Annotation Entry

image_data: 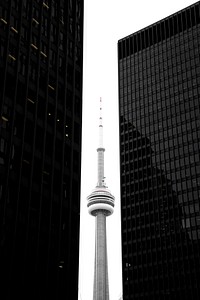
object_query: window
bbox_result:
[47,102,55,127]
[42,16,48,37]
[75,46,81,66]
[32,19,39,34]
[21,24,28,41]
[5,74,15,99]
[39,67,47,89]
[50,49,56,70]
[22,0,30,18]
[27,88,36,114]
[11,0,19,10]
[55,138,62,162]
[76,0,81,21]
[24,119,34,145]
[59,31,64,51]
[75,71,81,91]
[19,53,26,76]
[8,43,17,64]
[0,7,8,27]
[68,40,73,59]
[41,41,47,61]
[76,24,81,42]
[31,33,38,48]
[22,150,31,177]
[45,132,53,156]
[33,5,39,19]
[51,1,58,18]
[43,2,49,10]
[0,37,5,59]
[29,60,37,82]
[67,64,73,84]
[75,96,81,117]
[74,122,80,144]
[11,11,18,25]
[14,112,24,139]
[50,24,57,44]
[69,17,73,34]
[59,7,64,24]
[58,82,65,105]
[66,89,73,111]
[0,138,7,165]
[64,145,71,168]
[65,122,70,140]
[59,55,65,75]
[35,125,44,150]
[72,179,79,205]
[16,80,26,105]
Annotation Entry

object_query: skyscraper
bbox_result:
[0,1,83,299]
[87,98,115,300]
[118,1,200,299]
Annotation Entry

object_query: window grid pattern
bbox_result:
[0,0,83,299]
[118,2,200,299]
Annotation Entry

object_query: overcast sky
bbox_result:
[78,1,196,299]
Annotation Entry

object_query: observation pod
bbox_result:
[87,186,115,216]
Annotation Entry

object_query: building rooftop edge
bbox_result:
[118,1,199,43]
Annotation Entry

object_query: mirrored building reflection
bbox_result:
[118,2,200,299]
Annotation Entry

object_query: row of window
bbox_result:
[121,97,199,116]
[1,106,81,144]
[120,50,199,73]
[2,43,82,92]
[3,95,81,128]
[118,4,200,59]
[120,62,198,86]
[120,30,200,63]
[0,0,81,37]
[1,36,82,70]
[120,69,200,93]
[122,99,199,116]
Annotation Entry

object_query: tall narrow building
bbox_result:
[87,98,115,300]
[0,1,83,299]
[118,1,200,299]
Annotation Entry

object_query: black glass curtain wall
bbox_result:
[0,1,84,299]
[118,2,200,299]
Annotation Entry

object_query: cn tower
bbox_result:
[87,98,115,300]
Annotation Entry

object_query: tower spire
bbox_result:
[97,97,105,187]
[99,97,103,148]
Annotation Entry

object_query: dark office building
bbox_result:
[118,2,200,299]
[0,1,83,299]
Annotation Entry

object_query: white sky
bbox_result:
[78,1,196,299]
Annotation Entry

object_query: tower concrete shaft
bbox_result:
[93,213,109,300]
[87,98,115,300]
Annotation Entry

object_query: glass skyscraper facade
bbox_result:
[118,2,200,299]
[0,1,83,299]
